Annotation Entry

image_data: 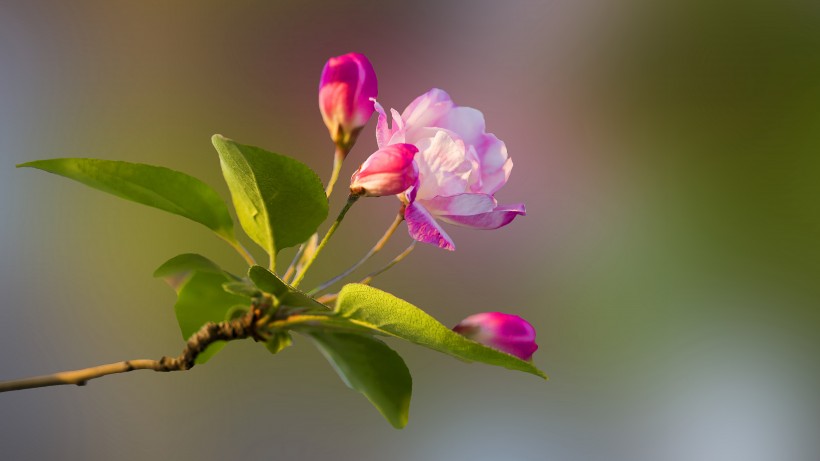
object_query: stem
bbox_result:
[291,194,360,288]
[324,146,347,198]
[359,241,416,285]
[0,313,258,393]
[309,213,404,295]
[284,145,349,282]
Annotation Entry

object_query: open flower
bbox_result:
[374,89,525,250]
[350,144,419,197]
[453,312,538,361]
[319,53,378,151]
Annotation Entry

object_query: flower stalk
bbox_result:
[324,144,348,198]
[359,241,416,285]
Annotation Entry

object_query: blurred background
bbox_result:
[1,0,819,459]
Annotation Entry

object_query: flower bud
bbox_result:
[453,312,538,361]
[350,144,419,197]
[319,52,378,151]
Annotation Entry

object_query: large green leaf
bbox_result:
[308,332,412,429]
[212,135,328,266]
[335,284,547,379]
[173,271,251,364]
[17,158,236,242]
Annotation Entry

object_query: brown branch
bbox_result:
[0,313,258,393]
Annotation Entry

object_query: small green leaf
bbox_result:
[248,265,290,298]
[154,253,236,291]
[212,135,328,266]
[335,284,547,379]
[265,331,293,355]
[172,271,251,364]
[18,158,237,242]
[154,253,225,278]
[222,281,262,298]
[248,266,328,312]
[308,332,412,429]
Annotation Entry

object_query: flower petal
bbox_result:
[401,88,454,136]
[422,193,496,216]
[440,106,486,147]
[438,203,525,230]
[414,131,472,200]
[373,98,406,149]
[405,202,455,251]
[471,134,512,195]
[373,99,394,149]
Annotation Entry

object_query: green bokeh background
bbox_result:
[1,1,818,460]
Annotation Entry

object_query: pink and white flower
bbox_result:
[319,53,378,150]
[453,312,538,361]
[374,89,525,250]
[350,144,419,197]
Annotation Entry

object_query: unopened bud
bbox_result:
[453,312,538,361]
[350,144,419,197]
[319,52,378,151]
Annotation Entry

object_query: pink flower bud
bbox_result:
[350,144,419,197]
[453,312,538,361]
[319,52,378,150]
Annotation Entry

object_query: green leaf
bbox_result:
[248,265,328,312]
[18,158,236,242]
[222,281,262,298]
[248,265,290,298]
[154,253,235,291]
[308,332,412,429]
[154,253,225,278]
[171,271,251,364]
[335,284,547,379]
[212,135,328,266]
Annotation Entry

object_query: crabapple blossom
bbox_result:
[374,89,525,250]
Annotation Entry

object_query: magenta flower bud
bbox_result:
[350,144,419,197]
[319,52,378,151]
[453,312,538,361]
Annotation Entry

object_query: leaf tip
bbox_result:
[211,134,229,147]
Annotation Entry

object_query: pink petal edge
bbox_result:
[438,203,526,230]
